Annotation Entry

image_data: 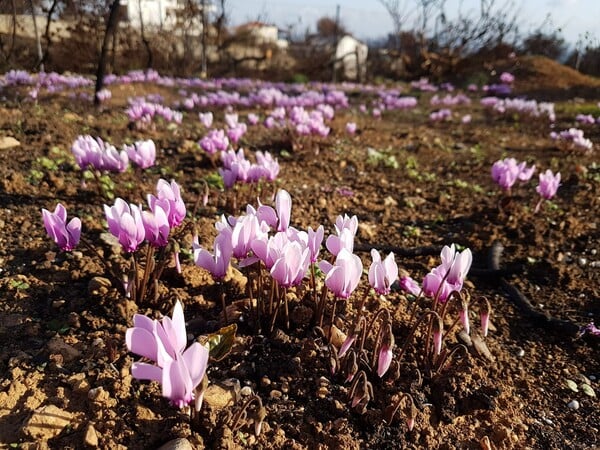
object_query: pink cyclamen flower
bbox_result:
[346,122,357,134]
[491,158,520,191]
[377,324,394,378]
[126,300,209,409]
[368,249,398,295]
[536,169,560,200]
[399,276,421,296]
[307,225,324,263]
[41,203,81,251]
[499,72,515,84]
[104,198,146,252]
[319,248,363,299]
[141,203,170,247]
[148,179,186,228]
[124,139,156,169]
[193,233,233,280]
[199,112,213,128]
[270,241,311,288]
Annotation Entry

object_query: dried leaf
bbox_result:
[565,379,579,392]
[200,324,237,361]
[581,383,596,398]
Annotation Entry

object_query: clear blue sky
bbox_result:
[227,0,598,47]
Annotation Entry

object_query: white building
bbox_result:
[120,0,198,30]
[335,35,368,81]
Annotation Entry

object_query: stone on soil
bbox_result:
[23,404,73,440]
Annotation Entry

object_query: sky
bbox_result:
[226,0,599,47]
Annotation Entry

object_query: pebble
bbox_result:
[240,386,253,396]
[516,348,525,358]
[578,258,587,267]
[590,375,597,381]
[542,418,554,425]
[23,404,73,440]
[269,389,282,400]
[157,438,193,450]
[84,423,99,447]
[567,400,580,410]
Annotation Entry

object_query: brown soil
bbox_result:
[0,67,599,450]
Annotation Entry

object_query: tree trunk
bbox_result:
[41,0,59,68]
[95,0,121,106]
[137,0,153,70]
[29,0,44,71]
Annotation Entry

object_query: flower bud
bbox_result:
[432,316,444,356]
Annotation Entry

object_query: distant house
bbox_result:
[120,0,180,29]
[334,35,368,81]
[225,21,290,70]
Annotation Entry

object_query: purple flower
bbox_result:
[148,179,186,228]
[368,249,398,295]
[377,324,394,378]
[193,233,233,280]
[126,300,209,409]
[319,248,363,299]
[270,241,311,288]
[307,225,324,263]
[499,72,515,84]
[104,198,146,253]
[124,139,156,169]
[142,203,170,247]
[423,244,472,303]
[41,203,81,251]
[491,158,520,191]
[399,276,421,296]
[346,122,357,134]
[536,169,560,200]
[199,112,213,128]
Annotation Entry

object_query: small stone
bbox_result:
[157,438,193,450]
[542,418,553,425]
[516,348,525,358]
[0,136,20,150]
[23,404,73,440]
[578,258,587,267]
[269,389,282,400]
[240,386,253,396]
[88,277,112,296]
[261,376,271,387]
[47,335,80,363]
[84,423,99,447]
[203,384,236,409]
[52,300,66,308]
[589,375,597,381]
[567,400,580,410]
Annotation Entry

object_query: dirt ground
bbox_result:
[0,57,599,449]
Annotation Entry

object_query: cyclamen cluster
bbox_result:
[550,128,593,153]
[481,97,555,122]
[430,94,471,107]
[104,179,186,253]
[219,148,280,188]
[72,136,156,172]
[400,244,472,304]
[126,97,183,128]
[71,135,128,173]
[429,109,452,122]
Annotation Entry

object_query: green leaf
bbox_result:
[200,324,237,361]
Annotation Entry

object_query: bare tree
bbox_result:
[377,0,413,51]
[95,0,120,105]
[137,0,152,69]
